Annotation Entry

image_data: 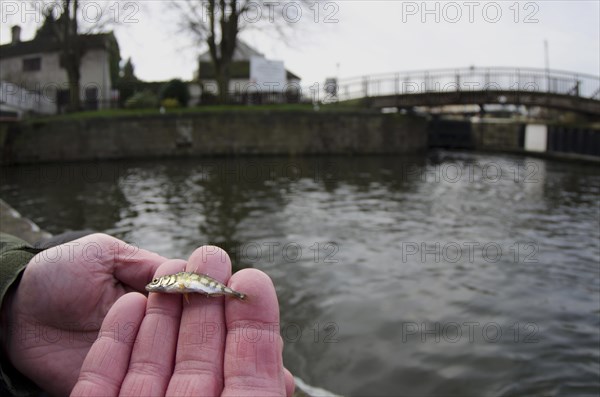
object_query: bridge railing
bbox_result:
[335,67,600,102]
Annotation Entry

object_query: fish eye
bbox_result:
[152,278,159,284]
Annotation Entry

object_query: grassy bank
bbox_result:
[25,102,369,123]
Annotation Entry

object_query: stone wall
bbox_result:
[0,198,51,243]
[3,112,597,165]
[0,111,428,164]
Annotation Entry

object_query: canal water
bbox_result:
[1,151,599,396]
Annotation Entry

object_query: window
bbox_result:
[23,57,41,72]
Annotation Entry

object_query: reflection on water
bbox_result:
[1,151,599,396]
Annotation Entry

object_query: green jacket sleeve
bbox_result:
[0,233,43,397]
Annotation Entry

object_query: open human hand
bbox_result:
[1,233,167,396]
[71,246,294,396]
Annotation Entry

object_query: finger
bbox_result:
[284,368,295,397]
[71,293,147,397]
[108,236,169,292]
[222,269,286,397]
[119,259,186,397]
[73,233,169,292]
[167,246,232,396]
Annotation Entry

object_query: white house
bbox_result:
[0,24,119,115]
[195,40,301,104]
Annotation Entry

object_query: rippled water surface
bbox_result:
[2,151,599,396]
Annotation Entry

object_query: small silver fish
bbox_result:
[145,271,247,301]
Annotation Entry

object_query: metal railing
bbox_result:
[335,67,600,102]
[0,80,57,115]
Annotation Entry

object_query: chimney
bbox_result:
[11,25,21,45]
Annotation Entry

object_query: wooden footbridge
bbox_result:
[334,67,600,116]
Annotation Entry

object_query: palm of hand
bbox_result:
[71,246,294,397]
[4,234,165,397]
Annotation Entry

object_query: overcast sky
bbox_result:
[2,1,599,87]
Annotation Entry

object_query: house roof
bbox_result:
[0,33,117,58]
[198,40,265,62]
[198,40,300,81]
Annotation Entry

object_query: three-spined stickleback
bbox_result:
[145,271,247,300]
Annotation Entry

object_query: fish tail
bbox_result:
[236,292,247,301]
[223,286,247,300]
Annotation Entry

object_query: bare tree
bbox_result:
[172,0,313,104]
[54,0,81,111]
